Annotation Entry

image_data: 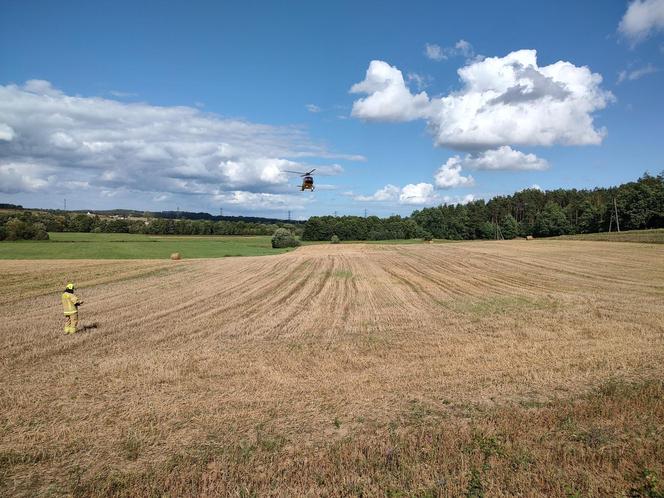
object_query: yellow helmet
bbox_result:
[65,283,75,291]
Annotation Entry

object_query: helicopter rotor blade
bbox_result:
[283,170,306,176]
[305,168,316,175]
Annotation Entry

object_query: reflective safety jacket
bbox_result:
[62,292,79,315]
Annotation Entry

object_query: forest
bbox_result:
[303,173,664,241]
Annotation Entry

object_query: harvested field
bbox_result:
[1,240,663,496]
[551,228,664,244]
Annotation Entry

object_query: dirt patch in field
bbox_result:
[1,241,663,496]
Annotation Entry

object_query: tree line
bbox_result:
[302,215,428,241]
[303,173,664,241]
[0,210,301,240]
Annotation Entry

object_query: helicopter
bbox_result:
[284,169,316,191]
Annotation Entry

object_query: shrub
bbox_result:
[32,222,49,240]
[271,228,300,249]
[331,235,340,244]
[0,218,49,241]
[422,232,433,242]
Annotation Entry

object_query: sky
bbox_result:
[1,0,663,219]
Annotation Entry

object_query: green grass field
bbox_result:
[550,228,664,243]
[0,233,292,259]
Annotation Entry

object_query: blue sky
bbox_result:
[1,0,663,218]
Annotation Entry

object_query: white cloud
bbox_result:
[109,90,138,98]
[213,191,310,211]
[353,183,441,205]
[456,146,549,171]
[354,184,477,206]
[314,163,344,176]
[407,72,432,91]
[351,50,613,150]
[425,43,445,61]
[424,40,474,61]
[617,63,659,82]
[619,0,664,44]
[23,79,62,96]
[0,124,15,141]
[354,184,400,202]
[530,184,543,191]
[0,162,53,193]
[0,80,357,211]
[454,39,475,58]
[399,183,438,204]
[434,159,476,188]
[437,193,476,205]
[350,60,431,121]
[306,104,321,113]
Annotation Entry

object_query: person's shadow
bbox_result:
[80,322,99,332]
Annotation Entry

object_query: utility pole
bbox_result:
[334,210,337,217]
[64,198,67,211]
[613,197,620,232]
[364,208,367,218]
[288,210,291,222]
[493,216,504,240]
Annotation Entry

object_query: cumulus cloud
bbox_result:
[23,79,62,96]
[354,184,401,202]
[0,162,53,193]
[350,60,431,121]
[354,183,477,206]
[433,159,476,188]
[0,80,356,211]
[617,63,659,83]
[424,40,474,61]
[619,0,664,44]
[452,193,476,204]
[353,183,439,205]
[399,183,438,204]
[453,146,549,171]
[351,50,613,150]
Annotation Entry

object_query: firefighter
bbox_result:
[62,283,82,334]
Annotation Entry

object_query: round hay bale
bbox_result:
[526,235,534,241]
[170,252,181,260]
